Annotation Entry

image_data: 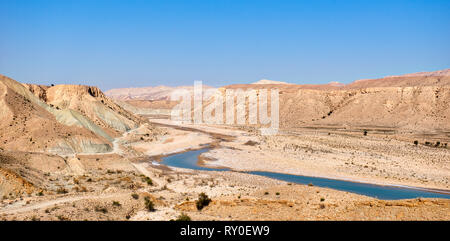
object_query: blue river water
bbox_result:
[159,148,450,200]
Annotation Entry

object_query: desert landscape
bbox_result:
[0,69,449,221]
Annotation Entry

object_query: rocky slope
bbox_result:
[25,84,144,137]
[0,74,147,155]
[220,69,450,133]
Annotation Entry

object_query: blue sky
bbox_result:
[0,0,449,90]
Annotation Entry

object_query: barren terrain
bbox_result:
[1,70,450,220]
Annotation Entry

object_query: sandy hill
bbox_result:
[389,69,450,78]
[345,69,450,89]
[0,74,145,155]
[206,69,450,133]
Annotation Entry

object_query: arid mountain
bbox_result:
[0,74,146,155]
[388,69,450,78]
[251,79,292,85]
[105,85,215,101]
[24,84,143,137]
[106,84,217,117]
[220,69,450,132]
[345,70,450,89]
[120,69,450,134]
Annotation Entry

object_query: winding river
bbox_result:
[159,147,450,200]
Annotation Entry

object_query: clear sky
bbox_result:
[0,0,449,90]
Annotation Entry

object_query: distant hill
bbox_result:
[251,79,292,85]
[105,85,215,101]
[345,69,450,89]
[220,69,450,132]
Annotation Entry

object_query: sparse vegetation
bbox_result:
[131,193,139,199]
[56,187,68,194]
[95,206,108,213]
[144,197,155,212]
[196,192,211,210]
[112,201,121,207]
[176,213,192,221]
[414,140,419,146]
[142,176,153,186]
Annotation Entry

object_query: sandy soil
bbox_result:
[131,127,213,156]
[1,118,449,221]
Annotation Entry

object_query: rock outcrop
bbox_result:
[0,74,146,154]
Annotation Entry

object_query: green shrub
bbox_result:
[112,201,121,207]
[131,193,139,199]
[95,206,108,213]
[196,192,211,210]
[142,176,153,186]
[145,197,155,212]
[176,213,191,221]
